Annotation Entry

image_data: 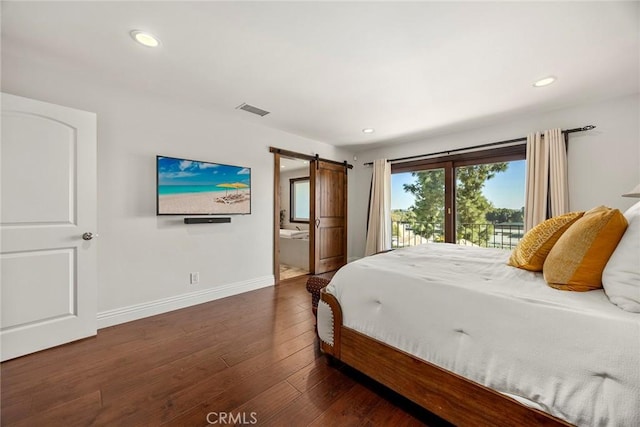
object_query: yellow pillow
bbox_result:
[543,206,628,291]
[508,211,584,271]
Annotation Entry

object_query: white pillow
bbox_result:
[602,201,640,312]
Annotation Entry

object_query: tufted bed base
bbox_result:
[318,289,570,427]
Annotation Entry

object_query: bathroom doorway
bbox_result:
[278,156,311,280]
[271,147,349,283]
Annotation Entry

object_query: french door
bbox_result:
[392,145,525,247]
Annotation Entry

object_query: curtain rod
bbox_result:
[363,125,596,166]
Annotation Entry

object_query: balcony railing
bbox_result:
[392,221,524,250]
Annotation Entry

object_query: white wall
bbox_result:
[279,168,310,230]
[2,48,353,325]
[5,42,637,319]
[350,94,640,259]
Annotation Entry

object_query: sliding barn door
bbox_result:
[1,93,97,361]
[310,160,347,274]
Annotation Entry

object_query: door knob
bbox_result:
[82,232,98,241]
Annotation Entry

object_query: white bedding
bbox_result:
[322,244,640,426]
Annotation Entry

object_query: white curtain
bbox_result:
[524,128,568,231]
[365,159,391,256]
[525,132,548,231]
[547,128,569,216]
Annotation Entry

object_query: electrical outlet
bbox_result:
[190,272,200,285]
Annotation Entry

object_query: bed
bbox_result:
[317,243,640,426]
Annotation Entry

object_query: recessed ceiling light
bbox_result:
[130,30,160,48]
[281,165,285,168]
[533,76,556,87]
[362,128,375,134]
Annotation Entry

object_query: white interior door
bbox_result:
[1,93,97,361]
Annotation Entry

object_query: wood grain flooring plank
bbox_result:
[365,399,431,427]
[260,369,357,426]
[285,354,335,393]
[90,330,317,426]
[229,381,301,424]
[99,316,314,406]
[219,317,314,367]
[3,287,310,409]
[163,373,304,427]
[7,390,102,427]
[2,282,301,380]
[308,382,390,426]
[155,335,319,425]
[162,345,316,425]
[2,327,234,424]
[2,287,308,425]
[1,276,446,426]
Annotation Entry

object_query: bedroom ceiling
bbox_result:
[2,2,638,149]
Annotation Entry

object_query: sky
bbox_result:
[157,156,251,186]
[391,160,525,210]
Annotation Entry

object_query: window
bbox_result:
[391,145,526,250]
[392,167,445,247]
[290,177,310,223]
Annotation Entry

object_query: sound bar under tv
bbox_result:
[184,217,231,224]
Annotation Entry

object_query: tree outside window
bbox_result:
[391,147,525,250]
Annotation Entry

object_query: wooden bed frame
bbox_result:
[319,289,571,427]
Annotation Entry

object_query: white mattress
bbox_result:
[279,229,309,239]
[323,244,640,427]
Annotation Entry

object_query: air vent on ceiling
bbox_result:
[236,103,270,117]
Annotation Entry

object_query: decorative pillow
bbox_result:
[543,206,628,291]
[602,201,640,312]
[508,211,584,271]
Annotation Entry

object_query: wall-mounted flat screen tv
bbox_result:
[157,155,251,215]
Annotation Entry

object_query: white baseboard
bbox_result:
[97,275,274,329]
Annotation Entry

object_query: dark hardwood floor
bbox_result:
[1,276,450,426]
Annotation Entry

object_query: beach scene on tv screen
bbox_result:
[157,156,251,214]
